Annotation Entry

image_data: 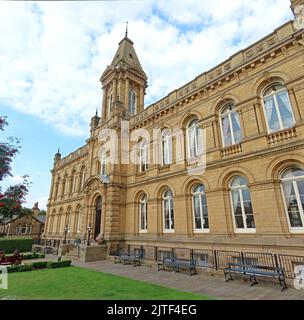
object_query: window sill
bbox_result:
[289,228,304,234]
[163,229,175,234]
[139,230,148,234]
[193,229,210,234]
[234,228,256,234]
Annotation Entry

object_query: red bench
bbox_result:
[0,254,23,266]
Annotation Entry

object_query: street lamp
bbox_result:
[63,225,68,244]
[87,224,92,246]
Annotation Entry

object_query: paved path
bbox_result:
[73,260,304,300]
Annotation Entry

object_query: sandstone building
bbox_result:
[44,1,304,266]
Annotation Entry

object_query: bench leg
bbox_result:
[249,275,258,287]
[224,271,233,282]
[279,277,288,292]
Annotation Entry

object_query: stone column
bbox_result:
[113,79,117,100]
[125,79,129,109]
[139,86,144,112]
[102,87,107,119]
[254,102,266,134]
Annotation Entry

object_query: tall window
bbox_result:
[230,176,255,231]
[108,92,113,115]
[162,129,172,165]
[220,103,242,147]
[61,176,67,197]
[128,89,136,115]
[262,83,295,133]
[187,119,201,158]
[192,184,209,231]
[139,194,148,232]
[101,154,107,176]
[79,166,86,191]
[139,140,148,172]
[163,189,174,232]
[75,206,82,233]
[66,208,71,232]
[70,170,76,193]
[281,167,304,230]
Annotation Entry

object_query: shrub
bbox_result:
[7,264,33,273]
[22,252,45,260]
[32,261,47,269]
[0,238,33,253]
[47,260,72,268]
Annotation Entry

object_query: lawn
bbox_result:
[0,266,211,300]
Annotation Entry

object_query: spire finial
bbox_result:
[95,109,98,116]
[57,148,60,154]
[125,21,128,37]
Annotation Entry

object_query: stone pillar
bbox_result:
[102,87,107,119]
[254,103,266,134]
[139,86,144,113]
[212,120,220,148]
[125,79,129,110]
[103,186,121,241]
[113,79,117,100]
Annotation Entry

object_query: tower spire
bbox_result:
[125,21,128,37]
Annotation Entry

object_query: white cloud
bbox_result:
[0,0,293,136]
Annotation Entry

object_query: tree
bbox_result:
[0,116,31,221]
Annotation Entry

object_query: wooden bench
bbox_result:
[224,262,288,291]
[0,254,23,266]
[158,257,197,276]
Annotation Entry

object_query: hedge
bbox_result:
[0,238,33,253]
[6,260,72,273]
[32,261,48,269]
[22,252,45,260]
[47,260,72,268]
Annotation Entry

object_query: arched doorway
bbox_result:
[94,196,102,240]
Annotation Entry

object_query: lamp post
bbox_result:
[87,224,92,246]
[63,225,68,244]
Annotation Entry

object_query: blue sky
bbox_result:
[0,0,293,209]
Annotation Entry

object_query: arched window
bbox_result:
[65,208,71,232]
[220,103,242,147]
[192,184,209,231]
[139,140,148,172]
[230,176,255,231]
[162,129,172,165]
[61,175,67,197]
[128,89,136,115]
[281,167,304,230]
[101,153,107,176]
[70,170,76,194]
[139,194,148,232]
[187,119,201,158]
[162,189,174,232]
[262,83,295,133]
[57,210,63,233]
[79,166,86,191]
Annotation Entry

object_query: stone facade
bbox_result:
[44,1,304,258]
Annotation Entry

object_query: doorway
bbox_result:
[94,196,102,240]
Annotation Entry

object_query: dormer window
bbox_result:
[128,89,136,115]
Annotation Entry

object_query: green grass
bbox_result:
[0,266,211,300]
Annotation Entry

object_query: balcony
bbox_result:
[267,127,297,145]
[221,144,242,158]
